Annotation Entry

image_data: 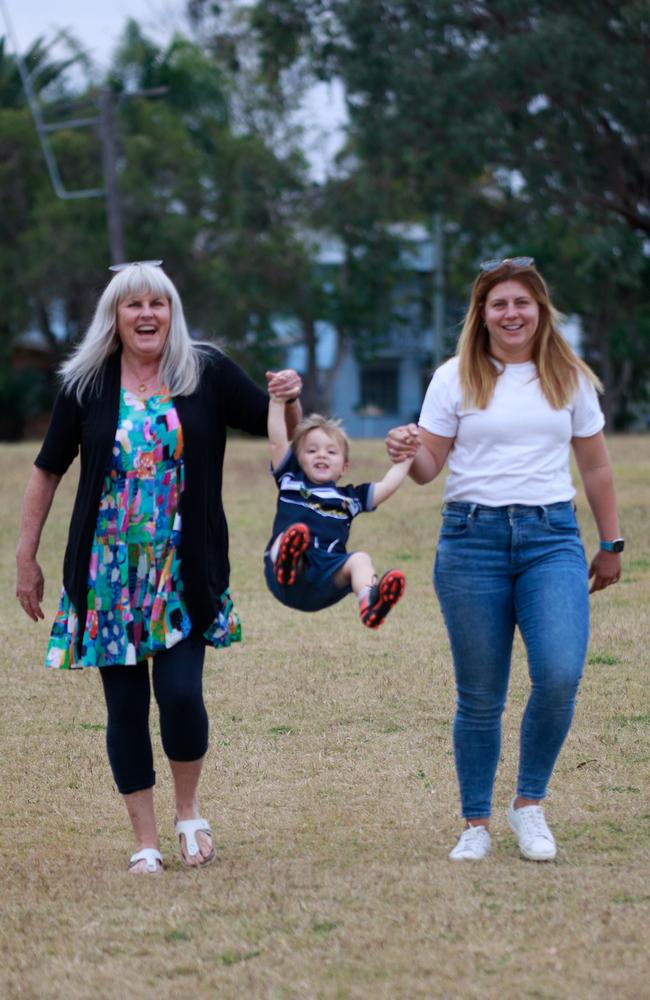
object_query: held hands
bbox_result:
[266,369,302,403]
[386,423,421,463]
[588,550,622,594]
[16,554,45,621]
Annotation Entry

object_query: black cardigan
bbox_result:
[36,347,269,654]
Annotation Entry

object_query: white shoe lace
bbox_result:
[517,806,553,842]
[453,825,490,856]
[461,826,487,844]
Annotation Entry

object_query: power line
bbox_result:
[0,0,104,200]
[1,1,168,260]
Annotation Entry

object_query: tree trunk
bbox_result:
[299,314,320,414]
[321,332,349,416]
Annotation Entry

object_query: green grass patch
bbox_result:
[626,558,650,571]
[312,920,339,935]
[165,929,192,943]
[611,715,650,727]
[219,949,262,966]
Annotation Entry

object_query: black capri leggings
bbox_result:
[99,631,208,795]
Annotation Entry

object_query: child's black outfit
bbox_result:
[264,448,375,612]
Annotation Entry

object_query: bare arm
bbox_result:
[266,370,303,467]
[283,396,302,440]
[16,466,62,621]
[268,397,290,470]
[572,431,622,593]
[372,456,414,507]
[386,424,454,485]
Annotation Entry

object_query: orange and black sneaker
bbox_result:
[274,523,310,585]
[359,569,406,629]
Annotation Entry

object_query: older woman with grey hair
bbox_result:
[16,261,302,873]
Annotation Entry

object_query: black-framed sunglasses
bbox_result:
[108,260,163,272]
[479,256,535,272]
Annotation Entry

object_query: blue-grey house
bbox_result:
[278,229,584,437]
[280,226,443,437]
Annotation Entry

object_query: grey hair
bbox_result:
[59,263,202,401]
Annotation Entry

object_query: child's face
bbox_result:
[297,428,348,484]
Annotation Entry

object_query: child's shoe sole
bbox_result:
[275,523,310,585]
[360,569,405,629]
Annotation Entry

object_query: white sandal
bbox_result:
[175,817,216,868]
[128,848,163,873]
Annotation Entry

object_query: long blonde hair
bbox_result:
[457,260,601,409]
[59,263,202,401]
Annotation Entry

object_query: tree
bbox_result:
[250,0,650,425]
[0,21,320,411]
[251,1,650,234]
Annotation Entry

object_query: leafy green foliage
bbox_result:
[0,19,318,424]
[251,0,650,425]
[2,3,649,434]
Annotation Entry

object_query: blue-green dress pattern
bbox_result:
[45,390,241,669]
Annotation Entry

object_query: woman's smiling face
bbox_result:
[483,279,540,363]
[116,290,171,362]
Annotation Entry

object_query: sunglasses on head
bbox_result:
[479,256,535,272]
[108,260,163,272]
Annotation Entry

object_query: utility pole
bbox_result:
[1,0,166,262]
[98,88,126,264]
[431,211,445,363]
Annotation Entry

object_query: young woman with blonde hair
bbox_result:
[387,257,622,862]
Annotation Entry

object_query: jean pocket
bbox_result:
[544,506,579,535]
[440,512,470,537]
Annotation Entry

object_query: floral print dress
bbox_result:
[45,389,241,669]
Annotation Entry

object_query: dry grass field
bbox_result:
[1,435,649,999]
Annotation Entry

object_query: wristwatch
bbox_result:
[600,538,625,553]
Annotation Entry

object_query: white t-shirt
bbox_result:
[418,356,605,505]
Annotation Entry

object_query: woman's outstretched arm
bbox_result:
[386,424,454,485]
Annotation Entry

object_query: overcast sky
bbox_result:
[2,0,181,68]
[2,0,346,177]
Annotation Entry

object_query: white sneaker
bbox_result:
[448,824,491,860]
[508,798,557,861]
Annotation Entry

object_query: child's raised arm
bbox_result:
[372,453,415,507]
[268,397,290,470]
[266,369,302,470]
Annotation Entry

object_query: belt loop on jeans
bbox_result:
[539,504,548,520]
[469,503,478,521]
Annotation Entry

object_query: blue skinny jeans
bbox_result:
[434,501,589,819]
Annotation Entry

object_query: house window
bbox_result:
[359,365,399,414]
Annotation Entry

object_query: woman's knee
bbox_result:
[159,696,208,760]
[153,665,205,727]
[529,671,582,711]
[157,686,205,726]
[528,646,585,702]
[456,689,507,726]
